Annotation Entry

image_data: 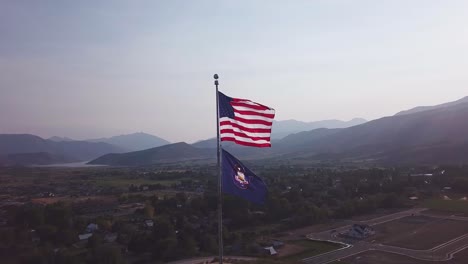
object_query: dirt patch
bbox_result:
[370,216,468,249]
[275,244,304,257]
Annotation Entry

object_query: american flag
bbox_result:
[218,91,275,147]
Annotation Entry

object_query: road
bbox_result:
[303,208,468,264]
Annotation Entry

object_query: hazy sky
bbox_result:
[1,1,467,143]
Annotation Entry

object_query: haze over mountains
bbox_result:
[0,132,170,166]
[395,96,468,116]
[191,118,366,149]
[90,96,468,166]
[3,96,468,166]
[86,132,170,152]
[48,132,170,151]
[271,118,367,139]
[0,134,123,166]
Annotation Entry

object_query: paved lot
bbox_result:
[303,208,468,264]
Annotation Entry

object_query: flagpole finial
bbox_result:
[214,74,219,86]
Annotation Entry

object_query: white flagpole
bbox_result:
[214,74,223,264]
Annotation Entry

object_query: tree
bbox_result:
[153,237,178,261]
[199,234,217,254]
[143,203,155,218]
[90,245,124,264]
[96,217,113,232]
[87,233,103,250]
[153,216,175,241]
[36,225,58,244]
[177,232,198,257]
[16,205,44,229]
[44,202,72,229]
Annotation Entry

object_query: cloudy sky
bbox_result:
[1,0,467,142]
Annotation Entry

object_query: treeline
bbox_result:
[2,165,440,263]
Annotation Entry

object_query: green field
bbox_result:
[423,199,468,214]
[281,240,342,262]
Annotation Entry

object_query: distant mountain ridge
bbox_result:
[89,142,213,166]
[91,97,468,166]
[0,152,73,166]
[395,96,468,116]
[0,134,124,165]
[271,118,367,139]
[48,136,75,142]
[191,118,367,148]
[87,132,170,151]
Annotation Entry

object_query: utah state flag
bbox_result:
[221,149,267,205]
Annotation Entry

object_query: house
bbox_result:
[264,246,278,255]
[31,229,40,243]
[78,233,93,241]
[86,223,99,233]
[272,240,284,248]
[104,233,118,243]
[144,220,154,228]
[344,224,374,239]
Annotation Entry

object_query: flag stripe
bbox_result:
[231,98,272,110]
[231,105,276,115]
[233,116,273,126]
[220,129,272,139]
[221,137,271,147]
[234,113,274,122]
[233,109,275,118]
[230,101,271,111]
[220,118,272,130]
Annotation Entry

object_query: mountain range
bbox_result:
[0,134,124,166]
[271,118,367,139]
[47,132,170,152]
[3,96,468,166]
[395,96,468,116]
[86,132,170,151]
[89,96,468,166]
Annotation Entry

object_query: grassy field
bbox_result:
[280,240,342,262]
[369,215,468,250]
[340,249,468,264]
[423,199,468,214]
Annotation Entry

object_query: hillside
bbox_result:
[88,142,214,166]
[271,118,366,139]
[192,118,366,148]
[275,101,468,164]
[48,136,75,142]
[0,134,123,164]
[89,98,468,166]
[395,96,468,116]
[0,152,73,166]
[87,132,170,151]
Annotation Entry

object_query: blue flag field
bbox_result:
[221,149,267,204]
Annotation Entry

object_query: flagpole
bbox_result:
[214,73,223,264]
